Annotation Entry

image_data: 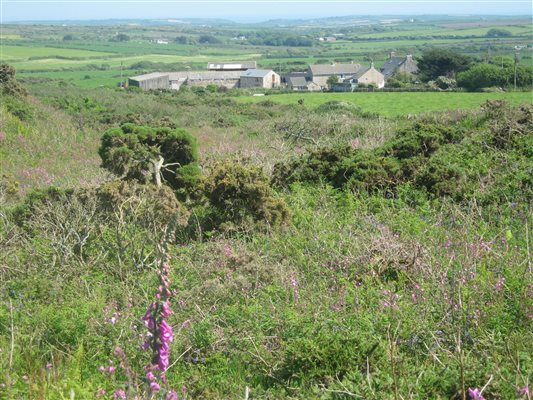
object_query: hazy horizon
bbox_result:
[1,1,532,23]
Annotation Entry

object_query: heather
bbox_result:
[1,70,532,399]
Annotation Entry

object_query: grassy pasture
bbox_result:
[0,44,114,60]
[9,52,263,71]
[356,24,533,39]
[236,91,533,116]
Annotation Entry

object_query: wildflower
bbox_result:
[114,389,126,399]
[519,385,529,397]
[166,390,179,400]
[46,363,53,370]
[494,277,505,292]
[96,388,106,398]
[98,365,105,373]
[114,346,124,357]
[150,381,161,392]
[107,366,116,374]
[161,301,172,318]
[468,388,485,400]
[146,371,156,382]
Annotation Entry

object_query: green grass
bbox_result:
[356,24,533,39]
[9,52,262,72]
[0,44,114,60]
[236,91,533,116]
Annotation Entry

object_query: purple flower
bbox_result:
[146,371,156,381]
[150,381,161,392]
[519,385,529,397]
[46,363,53,370]
[142,309,155,329]
[114,389,126,399]
[98,366,105,373]
[166,390,179,400]
[107,366,116,374]
[468,388,485,400]
[160,320,174,342]
[161,301,172,318]
[114,346,124,356]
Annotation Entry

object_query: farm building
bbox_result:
[240,69,280,88]
[285,75,321,91]
[169,71,242,89]
[207,61,257,71]
[380,52,418,79]
[307,63,361,89]
[128,71,242,90]
[350,63,385,88]
[128,72,170,90]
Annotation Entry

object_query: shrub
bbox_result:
[99,123,199,191]
[204,160,290,231]
[272,145,352,188]
[0,64,27,96]
[81,180,189,227]
[383,122,460,160]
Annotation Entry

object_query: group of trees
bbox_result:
[246,32,313,47]
[407,48,532,91]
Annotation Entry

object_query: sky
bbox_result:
[1,0,532,23]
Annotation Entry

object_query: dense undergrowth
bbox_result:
[1,66,532,399]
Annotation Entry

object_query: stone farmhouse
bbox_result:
[380,52,418,79]
[307,63,362,89]
[284,73,321,91]
[240,69,280,89]
[284,62,385,91]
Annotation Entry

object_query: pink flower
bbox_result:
[114,346,124,356]
[146,371,156,381]
[46,363,53,370]
[114,389,126,399]
[161,301,172,318]
[107,366,116,374]
[468,388,485,400]
[96,388,106,398]
[150,381,161,392]
[98,365,105,373]
[160,320,174,342]
[519,385,529,397]
[166,390,179,400]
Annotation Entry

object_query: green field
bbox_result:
[236,91,533,116]
[356,25,533,39]
[0,44,114,60]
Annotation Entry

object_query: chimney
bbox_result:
[389,51,396,59]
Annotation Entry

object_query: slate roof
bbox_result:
[168,71,242,81]
[352,67,371,80]
[380,57,406,78]
[287,76,309,87]
[309,63,361,76]
[241,69,276,78]
[129,72,169,81]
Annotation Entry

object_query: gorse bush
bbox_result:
[99,123,199,190]
[204,160,290,231]
[273,101,532,206]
